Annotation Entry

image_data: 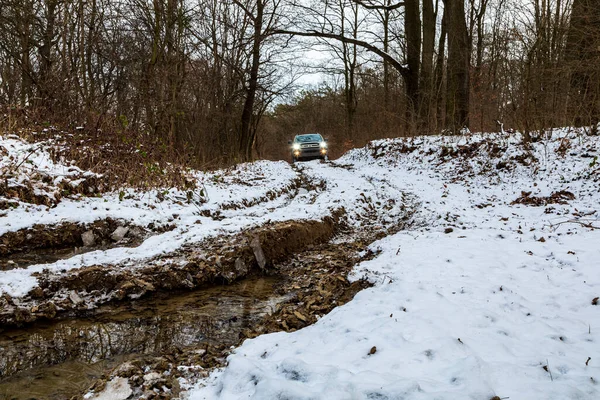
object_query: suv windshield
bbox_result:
[295,134,323,143]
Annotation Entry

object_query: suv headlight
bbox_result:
[292,143,301,150]
[320,141,327,148]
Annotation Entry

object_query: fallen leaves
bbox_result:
[511,190,575,206]
[293,311,307,322]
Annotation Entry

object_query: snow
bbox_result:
[85,377,132,400]
[0,137,404,297]
[2,129,600,399]
[187,129,600,400]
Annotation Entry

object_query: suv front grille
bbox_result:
[300,143,319,148]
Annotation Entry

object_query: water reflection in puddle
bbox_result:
[0,276,283,399]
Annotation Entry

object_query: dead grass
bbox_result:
[1,106,198,192]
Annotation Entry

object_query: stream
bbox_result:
[0,276,284,400]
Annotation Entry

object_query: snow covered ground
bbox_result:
[188,130,600,400]
[2,129,600,399]
[0,134,406,299]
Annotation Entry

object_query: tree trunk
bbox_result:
[420,0,437,132]
[434,7,448,131]
[239,0,264,162]
[444,0,471,132]
[404,0,421,132]
[565,0,600,131]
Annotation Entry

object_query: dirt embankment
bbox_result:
[85,242,376,400]
[0,216,339,327]
[83,207,415,400]
[0,218,149,257]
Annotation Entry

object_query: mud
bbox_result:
[0,276,282,400]
[0,163,418,399]
[82,201,416,399]
[0,227,380,400]
[0,217,337,327]
[0,218,167,259]
[1,247,79,271]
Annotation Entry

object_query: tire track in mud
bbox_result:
[0,161,412,328]
[0,161,421,399]
[0,216,339,327]
[0,167,309,307]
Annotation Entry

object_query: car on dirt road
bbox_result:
[289,133,328,162]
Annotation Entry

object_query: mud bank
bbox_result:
[0,276,283,400]
[84,206,416,399]
[0,216,338,327]
[0,218,169,261]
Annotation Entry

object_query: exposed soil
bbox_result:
[0,216,338,328]
[81,201,416,399]
[0,218,170,259]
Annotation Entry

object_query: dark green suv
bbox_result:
[289,133,328,162]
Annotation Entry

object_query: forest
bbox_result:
[0,0,599,164]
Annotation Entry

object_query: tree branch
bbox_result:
[273,29,409,79]
[351,0,405,11]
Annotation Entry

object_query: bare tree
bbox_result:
[565,0,600,133]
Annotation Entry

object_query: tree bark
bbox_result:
[420,0,437,131]
[565,0,600,131]
[239,0,264,162]
[404,0,421,132]
[444,0,471,132]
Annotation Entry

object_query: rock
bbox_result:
[37,301,57,319]
[69,291,83,305]
[111,226,129,242]
[29,286,44,299]
[14,307,33,323]
[143,371,162,386]
[91,377,133,400]
[234,257,248,275]
[113,362,142,378]
[249,236,267,270]
[293,311,307,322]
[82,230,96,247]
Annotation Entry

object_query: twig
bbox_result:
[9,145,40,173]
[543,359,554,381]
[548,218,600,231]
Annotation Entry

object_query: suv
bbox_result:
[289,133,328,162]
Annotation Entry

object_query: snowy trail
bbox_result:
[0,157,408,298]
[189,134,600,400]
[2,132,600,399]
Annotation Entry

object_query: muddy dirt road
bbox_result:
[0,161,417,399]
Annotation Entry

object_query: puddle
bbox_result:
[0,276,283,400]
[0,247,79,271]
[0,219,173,271]
[0,243,140,271]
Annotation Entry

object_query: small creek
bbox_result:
[0,241,145,272]
[1,247,87,271]
[0,276,284,400]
